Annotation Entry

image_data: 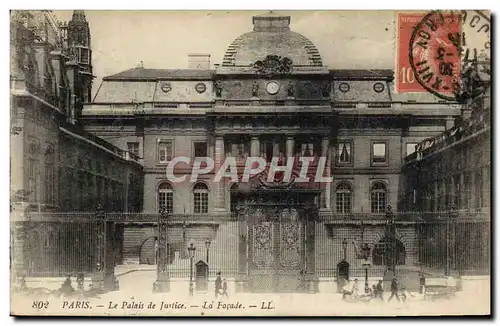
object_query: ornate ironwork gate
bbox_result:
[233,188,320,293]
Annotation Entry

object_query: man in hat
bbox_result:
[388,277,400,302]
[215,271,222,298]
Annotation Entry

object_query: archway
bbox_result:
[139,236,157,265]
[372,236,406,266]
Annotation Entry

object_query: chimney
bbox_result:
[188,53,211,70]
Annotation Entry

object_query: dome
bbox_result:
[222,14,323,67]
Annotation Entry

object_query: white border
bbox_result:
[2,1,498,325]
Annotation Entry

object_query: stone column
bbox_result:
[482,166,489,210]
[434,182,439,211]
[250,137,260,157]
[459,173,465,209]
[470,173,476,210]
[272,140,280,156]
[286,136,294,158]
[450,176,456,207]
[214,137,226,212]
[320,137,331,211]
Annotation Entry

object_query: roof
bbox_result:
[222,15,322,67]
[330,69,394,80]
[103,68,215,81]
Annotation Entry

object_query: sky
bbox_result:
[53,10,398,97]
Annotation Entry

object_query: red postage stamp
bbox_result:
[397,12,462,97]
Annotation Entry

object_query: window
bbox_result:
[336,142,352,164]
[158,182,173,213]
[127,142,139,157]
[371,182,387,213]
[158,141,173,163]
[193,183,209,214]
[76,47,90,64]
[44,146,55,205]
[335,183,352,214]
[193,142,208,157]
[372,142,387,164]
[406,143,417,156]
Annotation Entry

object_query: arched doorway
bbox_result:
[372,237,406,266]
[139,236,157,265]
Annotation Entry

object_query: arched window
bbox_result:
[158,182,173,213]
[372,237,406,266]
[44,146,55,205]
[193,183,209,214]
[371,182,387,213]
[335,183,352,214]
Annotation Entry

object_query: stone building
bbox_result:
[10,10,144,277]
[399,85,491,275]
[81,13,471,291]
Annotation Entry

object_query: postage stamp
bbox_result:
[9,10,491,317]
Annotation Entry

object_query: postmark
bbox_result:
[408,10,490,102]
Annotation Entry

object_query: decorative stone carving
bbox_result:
[214,81,223,97]
[253,55,293,76]
[286,81,295,97]
[252,81,259,97]
[321,83,330,97]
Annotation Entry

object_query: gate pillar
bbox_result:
[92,208,119,291]
[153,209,170,292]
[305,218,319,293]
[11,220,26,284]
[235,218,248,292]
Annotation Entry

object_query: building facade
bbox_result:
[10,10,144,278]
[80,13,480,291]
[399,87,491,276]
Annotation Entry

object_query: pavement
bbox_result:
[11,269,491,316]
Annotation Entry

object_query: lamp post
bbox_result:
[187,243,196,297]
[360,244,371,293]
[205,239,211,279]
[342,238,348,261]
[385,205,396,276]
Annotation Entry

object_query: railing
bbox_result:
[218,99,331,107]
[21,211,489,223]
[15,212,490,278]
[405,107,490,164]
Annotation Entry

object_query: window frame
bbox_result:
[193,141,208,158]
[371,141,389,166]
[370,181,387,214]
[335,140,354,166]
[406,142,418,157]
[157,182,174,213]
[157,139,174,164]
[127,142,140,158]
[193,183,209,214]
[335,182,353,214]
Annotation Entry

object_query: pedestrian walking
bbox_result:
[76,272,84,291]
[351,278,360,298]
[376,280,384,300]
[60,274,74,294]
[388,277,400,302]
[221,278,229,298]
[214,271,222,298]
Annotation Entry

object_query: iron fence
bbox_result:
[13,212,490,279]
